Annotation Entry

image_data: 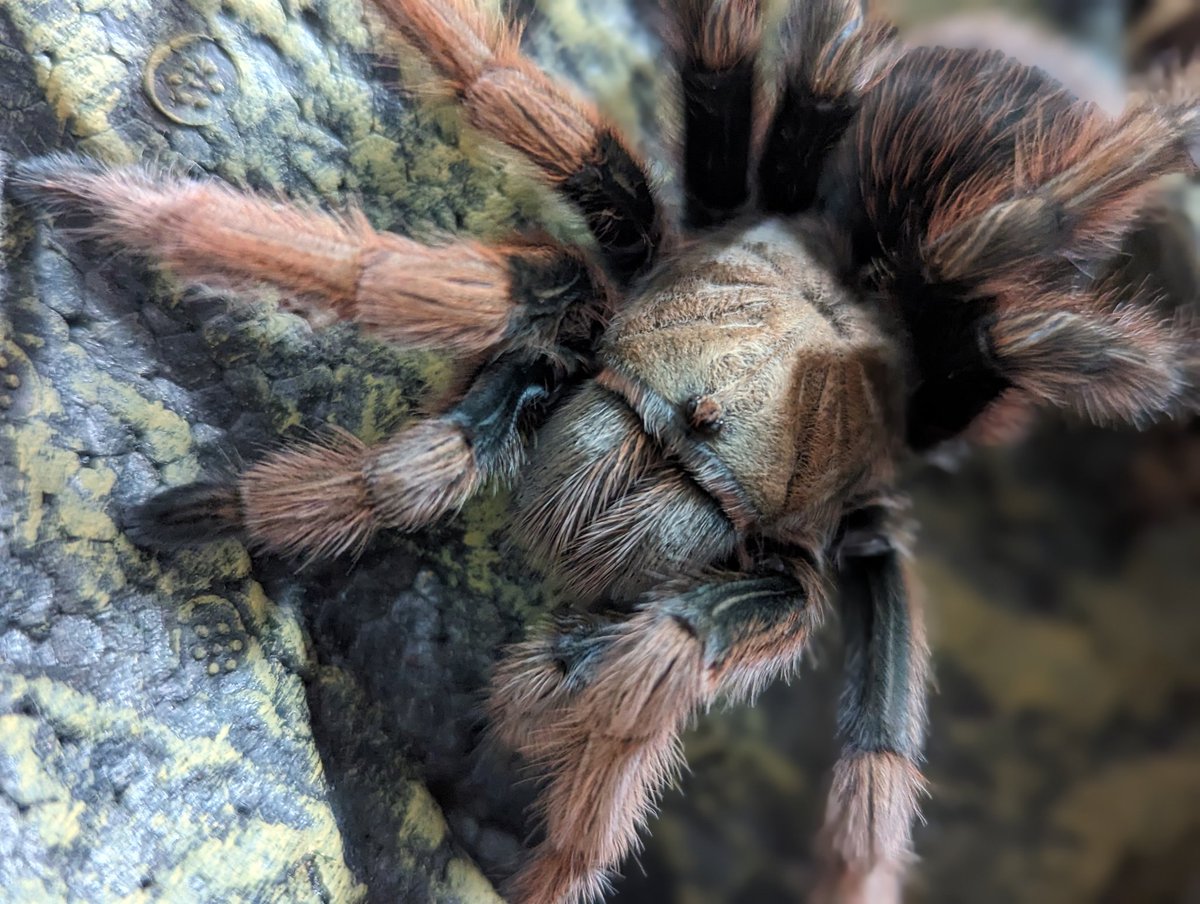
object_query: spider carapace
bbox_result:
[13,0,1200,901]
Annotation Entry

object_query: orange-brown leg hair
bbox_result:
[127,352,558,561]
[373,0,664,284]
[489,555,829,904]
[813,507,930,904]
[12,157,609,359]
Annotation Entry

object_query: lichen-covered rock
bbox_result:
[2,2,1199,903]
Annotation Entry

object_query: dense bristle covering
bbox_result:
[236,421,479,563]
[492,570,820,904]
[375,0,516,85]
[240,430,378,562]
[514,383,735,602]
[13,156,620,358]
[1133,56,1200,157]
[757,0,894,214]
[124,481,244,550]
[17,159,369,299]
[819,46,1200,433]
[670,0,763,225]
[672,0,761,71]
[827,47,1194,284]
[988,297,1190,425]
[500,610,701,904]
[366,419,479,529]
[814,753,927,904]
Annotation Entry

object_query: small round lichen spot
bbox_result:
[144,35,240,127]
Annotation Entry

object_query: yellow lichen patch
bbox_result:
[260,854,369,904]
[55,489,119,542]
[8,420,77,547]
[152,816,362,900]
[457,497,507,596]
[531,0,657,139]
[444,858,506,903]
[57,465,121,541]
[2,669,362,898]
[156,546,251,598]
[225,581,268,631]
[0,714,74,802]
[0,338,62,418]
[3,1,134,149]
[349,134,410,204]
[400,780,449,849]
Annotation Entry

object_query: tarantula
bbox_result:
[13,0,1200,900]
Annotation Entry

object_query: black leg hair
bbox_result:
[758,0,892,215]
[670,0,763,227]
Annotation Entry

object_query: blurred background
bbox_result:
[614,2,1200,902]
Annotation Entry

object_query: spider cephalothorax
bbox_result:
[13,0,1200,901]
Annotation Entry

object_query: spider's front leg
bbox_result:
[490,551,827,904]
[13,158,613,560]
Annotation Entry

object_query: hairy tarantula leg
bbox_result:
[373,0,663,284]
[129,352,555,560]
[667,0,762,226]
[11,157,610,357]
[490,557,828,904]
[757,0,893,214]
[814,510,929,904]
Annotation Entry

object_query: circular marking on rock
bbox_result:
[194,624,210,639]
[4,374,20,389]
[224,659,238,672]
[144,35,240,127]
[207,662,221,676]
[191,646,207,660]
